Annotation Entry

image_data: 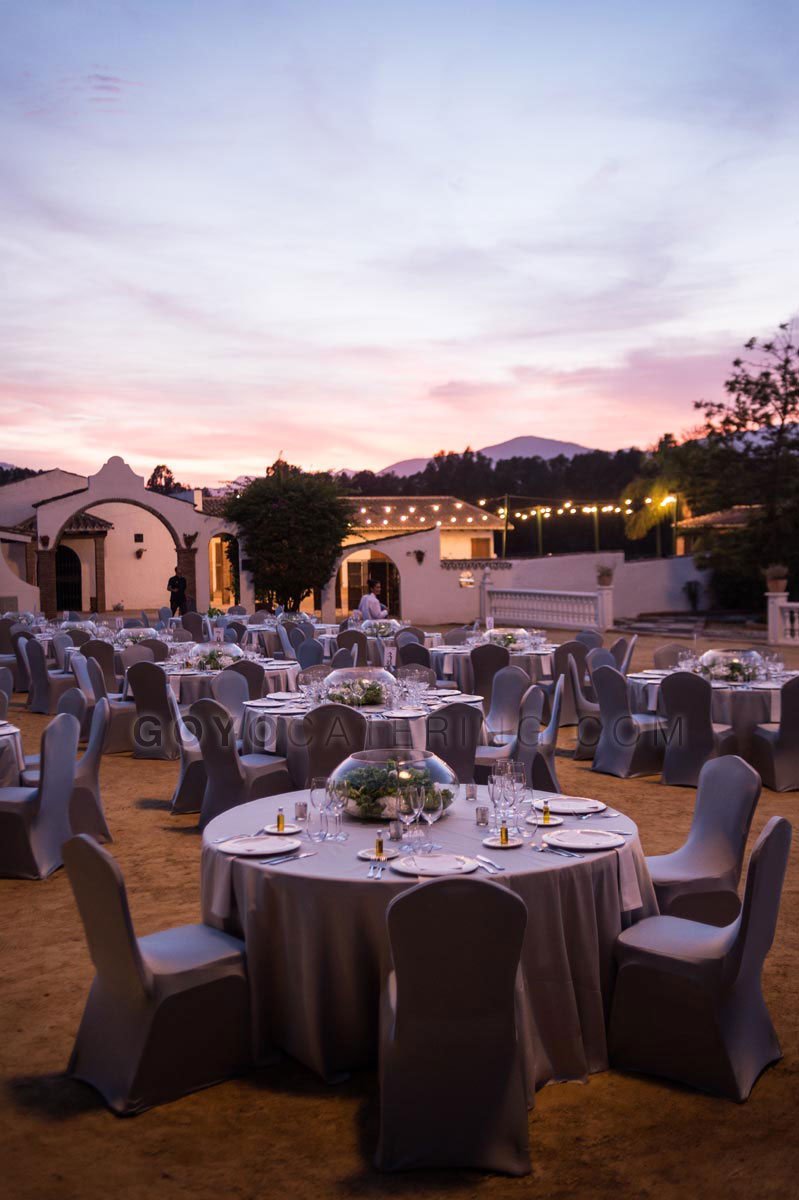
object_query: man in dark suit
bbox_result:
[167,565,187,615]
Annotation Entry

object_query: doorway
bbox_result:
[55,545,82,612]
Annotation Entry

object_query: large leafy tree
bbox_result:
[224,460,352,610]
[146,464,189,494]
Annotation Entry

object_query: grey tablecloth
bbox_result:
[201,789,656,1090]
[431,646,554,690]
[629,677,780,763]
[0,724,25,785]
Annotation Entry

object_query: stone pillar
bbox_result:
[24,540,37,586]
[37,548,57,617]
[767,590,787,645]
[320,571,337,624]
[176,546,198,608]
[596,585,614,632]
[479,568,492,624]
[94,533,107,614]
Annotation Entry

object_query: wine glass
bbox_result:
[396,788,417,852]
[420,785,444,852]
[325,780,348,842]
[308,776,329,842]
[487,773,504,835]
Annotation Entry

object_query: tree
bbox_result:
[223,460,352,610]
[146,464,188,494]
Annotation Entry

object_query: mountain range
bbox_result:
[376,434,593,478]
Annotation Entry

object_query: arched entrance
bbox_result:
[336,548,401,617]
[55,545,82,612]
[208,533,239,608]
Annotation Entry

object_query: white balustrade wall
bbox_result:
[485,585,614,631]
[767,592,799,644]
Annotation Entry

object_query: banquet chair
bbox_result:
[592,666,666,778]
[63,834,251,1114]
[158,606,172,624]
[660,672,736,787]
[368,636,386,667]
[426,702,483,783]
[256,630,280,657]
[296,638,324,669]
[169,691,206,814]
[484,666,531,747]
[68,628,92,648]
[470,643,510,714]
[171,628,193,643]
[22,700,112,843]
[441,627,470,645]
[0,665,14,703]
[586,647,616,682]
[119,645,155,672]
[0,690,6,723]
[538,640,588,726]
[225,659,266,700]
[190,698,290,829]
[575,629,604,650]
[11,629,34,693]
[0,713,79,879]
[531,746,560,792]
[225,621,248,645]
[338,617,351,632]
[647,755,760,925]
[534,677,563,790]
[65,610,82,621]
[568,655,602,761]
[139,611,151,627]
[0,625,18,689]
[83,639,123,695]
[287,625,307,652]
[123,618,144,628]
[376,877,530,1175]
[227,604,247,615]
[653,642,684,669]
[24,688,89,771]
[299,703,368,784]
[609,816,792,1101]
[51,632,74,671]
[401,625,426,643]
[337,629,368,666]
[127,661,180,760]
[249,609,271,624]
[211,670,248,739]
[397,641,431,670]
[476,685,547,782]
[397,665,437,689]
[83,658,136,755]
[610,634,637,675]
[329,647,355,669]
[276,622,296,660]
[140,637,169,662]
[26,637,75,714]
[297,665,331,687]
[181,612,206,642]
[395,629,422,648]
[749,675,799,791]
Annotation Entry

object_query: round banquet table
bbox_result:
[0,722,25,786]
[201,788,656,1091]
[431,644,557,690]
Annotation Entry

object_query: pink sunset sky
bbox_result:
[2,1,798,485]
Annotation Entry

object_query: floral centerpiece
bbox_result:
[326,677,388,706]
[329,749,459,820]
[698,650,762,683]
[361,618,401,638]
[487,627,529,649]
[189,643,243,671]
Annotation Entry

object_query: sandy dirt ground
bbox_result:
[1,631,797,1200]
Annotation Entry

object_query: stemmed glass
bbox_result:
[308,776,329,842]
[325,780,349,842]
[487,773,505,835]
[420,785,444,852]
[396,788,417,852]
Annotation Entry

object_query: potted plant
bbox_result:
[596,564,614,587]
[764,564,789,593]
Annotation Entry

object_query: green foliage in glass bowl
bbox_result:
[327,679,387,707]
[341,760,455,819]
[488,630,517,647]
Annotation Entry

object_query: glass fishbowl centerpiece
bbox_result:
[329,749,460,820]
[698,649,763,683]
[189,642,244,669]
[325,666,395,707]
[361,618,401,637]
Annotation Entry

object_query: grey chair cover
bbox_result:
[376,878,530,1175]
[171,628,193,643]
[287,625,307,651]
[140,638,169,662]
[475,683,545,780]
[26,636,75,714]
[190,698,291,829]
[123,618,144,629]
[368,636,387,667]
[531,747,559,792]
[226,621,248,644]
[535,676,563,790]
[158,605,172,624]
[619,633,638,675]
[397,641,431,669]
[22,700,113,842]
[139,610,151,627]
[227,604,247,615]
[68,628,92,647]
[661,671,737,787]
[653,642,684,669]
[127,661,179,760]
[566,655,601,760]
[749,675,799,791]
[401,625,426,642]
[575,629,604,650]
[592,665,666,778]
[470,643,510,714]
[337,629,368,666]
[0,690,6,723]
[64,834,251,1114]
[609,816,792,1101]
[258,630,282,657]
[647,755,761,925]
[0,618,18,688]
[426,701,483,783]
[0,712,79,878]
[250,610,271,623]
[169,691,206,814]
[181,612,207,642]
[299,703,368,784]
[441,627,469,645]
[211,670,248,736]
[296,638,324,669]
[329,647,355,669]
[609,636,628,668]
[484,665,530,746]
[395,629,422,648]
[0,665,12,702]
[84,658,136,754]
[51,632,74,671]
[119,645,155,672]
[83,639,122,694]
[586,647,616,681]
[225,659,265,700]
[12,629,34,692]
[539,639,588,726]
[276,622,296,660]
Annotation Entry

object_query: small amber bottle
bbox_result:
[500,823,509,846]
[276,807,285,833]
[542,801,551,826]
[375,829,384,858]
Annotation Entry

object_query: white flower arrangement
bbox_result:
[362,618,400,637]
[189,643,243,670]
[326,677,388,707]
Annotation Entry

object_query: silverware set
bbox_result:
[367,862,384,879]
[257,851,317,866]
[475,854,505,873]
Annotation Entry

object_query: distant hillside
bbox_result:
[380,435,593,477]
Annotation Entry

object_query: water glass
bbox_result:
[307,777,329,842]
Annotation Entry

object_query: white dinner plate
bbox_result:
[525,813,563,827]
[482,835,524,849]
[215,835,301,856]
[262,823,302,835]
[357,848,400,862]
[641,668,670,676]
[452,694,484,704]
[381,708,428,718]
[268,690,300,700]
[533,796,606,815]
[543,829,625,851]
[390,854,479,876]
[275,707,309,716]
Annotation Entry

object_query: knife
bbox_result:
[258,851,317,865]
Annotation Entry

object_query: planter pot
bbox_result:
[330,748,459,821]
[767,579,788,593]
